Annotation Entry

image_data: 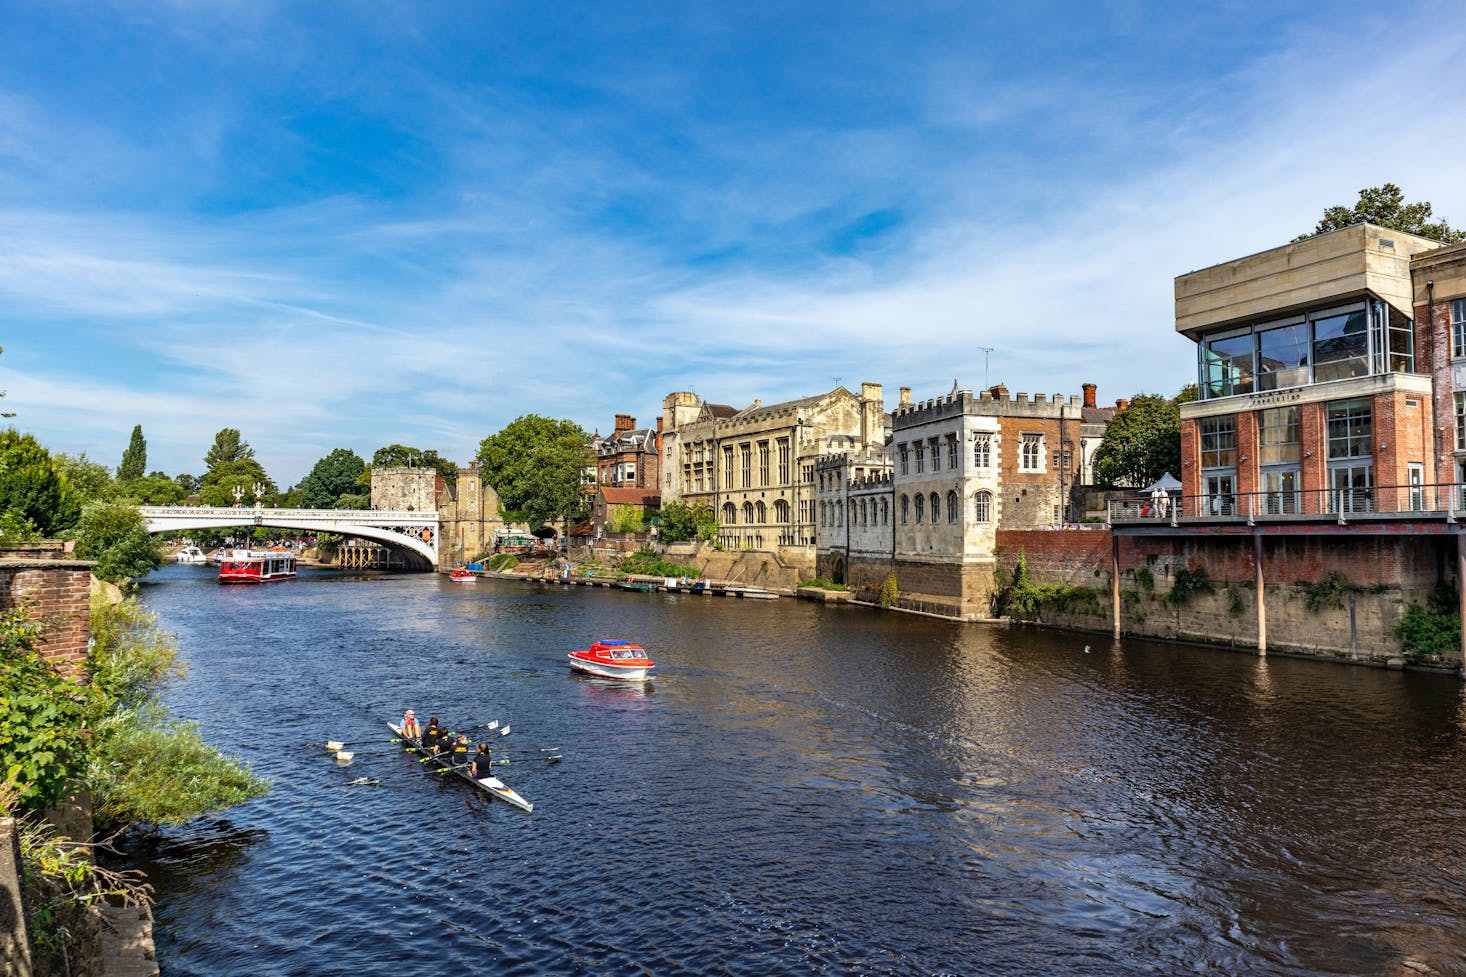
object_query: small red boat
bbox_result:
[218,549,297,584]
[449,567,477,583]
[567,639,655,680]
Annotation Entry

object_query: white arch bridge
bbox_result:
[139,506,440,569]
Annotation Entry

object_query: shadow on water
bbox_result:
[133,564,1466,976]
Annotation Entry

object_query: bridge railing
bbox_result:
[1109,481,1464,526]
[139,505,437,523]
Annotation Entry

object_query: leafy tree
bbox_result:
[0,429,80,536]
[0,607,96,809]
[198,458,278,507]
[54,451,117,503]
[1092,393,1181,489]
[73,501,165,582]
[119,474,187,505]
[174,472,199,494]
[333,492,371,509]
[607,504,647,533]
[476,415,591,530]
[117,424,147,481]
[372,444,457,481]
[657,501,719,543]
[1295,183,1463,244]
[203,428,255,471]
[298,448,366,508]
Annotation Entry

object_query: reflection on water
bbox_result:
[136,564,1466,976]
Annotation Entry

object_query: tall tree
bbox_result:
[117,425,147,482]
[298,449,366,508]
[476,415,591,530]
[198,459,277,507]
[371,444,457,481]
[204,428,255,472]
[1295,183,1463,243]
[0,429,81,536]
[73,501,165,583]
[54,452,117,503]
[1091,393,1182,489]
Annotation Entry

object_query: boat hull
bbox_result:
[388,723,533,813]
[218,549,297,584]
[567,652,653,680]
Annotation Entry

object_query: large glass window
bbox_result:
[1203,333,1254,398]
[1454,299,1466,360]
[1312,310,1369,382]
[1457,392,1466,452]
[1257,407,1300,465]
[1326,398,1372,459]
[974,491,992,522]
[1256,322,1309,391]
[914,441,925,473]
[1200,415,1236,469]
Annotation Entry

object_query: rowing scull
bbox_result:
[387,722,535,813]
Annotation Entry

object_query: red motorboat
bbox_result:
[449,566,477,583]
[567,639,655,680]
[218,549,297,584]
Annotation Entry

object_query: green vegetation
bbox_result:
[607,504,647,534]
[477,414,591,530]
[372,444,458,482]
[998,549,1103,619]
[1294,571,1384,613]
[656,501,720,543]
[73,501,166,584]
[1295,183,1462,244]
[54,452,117,504]
[0,428,80,537]
[879,572,900,608]
[799,578,849,591]
[1091,393,1182,489]
[1133,566,1155,591]
[489,553,518,571]
[203,427,254,469]
[0,607,96,808]
[1163,565,1214,607]
[618,548,698,578]
[117,425,147,482]
[1394,586,1460,661]
[298,448,367,509]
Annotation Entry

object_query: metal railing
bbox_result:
[1108,482,1466,525]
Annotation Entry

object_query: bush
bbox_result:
[1394,585,1460,660]
[489,553,518,571]
[0,608,96,809]
[879,573,899,608]
[619,548,698,578]
[799,578,849,591]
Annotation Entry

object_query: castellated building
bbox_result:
[816,382,1113,618]
[370,466,439,512]
[660,384,887,560]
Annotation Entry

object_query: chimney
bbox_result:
[615,414,635,432]
[656,416,663,434]
[1082,383,1096,409]
[989,384,1009,399]
[899,386,912,406]
[1116,398,1129,411]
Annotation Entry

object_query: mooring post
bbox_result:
[1255,532,1267,657]
[1111,531,1121,640]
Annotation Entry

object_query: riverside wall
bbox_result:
[995,529,1455,666]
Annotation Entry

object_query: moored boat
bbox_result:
[568,639,655,680]
[218,549,297,584]
[388,722,533,812]
[175,545,207,565]
[449,566,477,583]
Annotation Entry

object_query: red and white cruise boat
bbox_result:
[449,566,477,583]
[218,549,298,584]
[567,639,655,680]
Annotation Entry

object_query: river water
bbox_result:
[132,564,1466,976]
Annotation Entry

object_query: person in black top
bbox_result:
[420,718,443,753]
[470,743,494,778]
[447,733,471,768]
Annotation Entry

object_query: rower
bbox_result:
[401,709,421,740]
[470,742,493,778]
[449,733,471,767]
[421,717,443,753]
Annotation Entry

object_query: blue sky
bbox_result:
[4,1,1466,485]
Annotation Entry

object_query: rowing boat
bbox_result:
[387,722,534,813]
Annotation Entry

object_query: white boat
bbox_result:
[388,723,533,813]
[567,639,655,680]
[449,567,477,583]
[725,586,778,600]
[175,545,207,565]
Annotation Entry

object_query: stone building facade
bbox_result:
[435,463,508,567]
[370,466,439,512]
[591,414,661,491]
[660,384,887,557]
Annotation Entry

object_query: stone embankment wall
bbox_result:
[996,529,1454,665]
[660,543,806,592]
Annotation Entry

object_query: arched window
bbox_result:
[947,490,959,523]
[755,501,767,523]
[848,500,856,524]
[930,493,940,523]
[774,499,789,523]
[723,502,737,525]
[859,499,868,525]
[742,502,754,525]
[900,495,909,524]
[881,497,889,525]
[914,494,924,523]
[974,491,992,522]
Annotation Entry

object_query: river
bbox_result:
[132,564,1466,976]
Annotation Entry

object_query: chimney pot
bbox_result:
[899,387,912,406]
[1082,383,1097,409]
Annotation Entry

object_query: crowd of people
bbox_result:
[400,709,497,778]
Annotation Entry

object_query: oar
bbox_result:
[429,755,561,774]
[325,737,404,750]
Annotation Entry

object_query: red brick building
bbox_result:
[591,414,661,491]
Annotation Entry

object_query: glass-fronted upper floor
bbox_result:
[1198,297,1414,400]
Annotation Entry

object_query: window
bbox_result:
[898,444,909,475]
[1453,299,1466,359]
[1020,434,1042,471]
[1257,407,1300,465]
[929,438,941,471]
[881,498,889,525]
[974,491,992,522]
[723,502,736,524]
[777,439,790,483]
[1202,332,1254,398]
[946,490,958,523]
[755,501,766,523]
[742,502,755,524]
[1200,416,1237,469]
[900,495,909,524]
[774,499,790,523]
[1256,321,1309,391]
[1312,310,1369,382]
[930,493,940,522]
[914,441,925,473]
[973,436,992,469]
[1457,392,1466,452]
[740,444,752,488]
[723,446,734,489]
[947,434,959,470]
[758,441,770,486]
[1327,398,1372,459]
[914,494,924,523]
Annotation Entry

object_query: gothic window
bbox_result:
[1020,434,1042,471]
[722,502,736,524]
[974,491,992,522]
[900,495,909,524]
[775,499,790,523]
[973,435,991,469]
[755,501,767,523]
[946,490,958,523]
[914,494,924,523]
[742,501,755,524]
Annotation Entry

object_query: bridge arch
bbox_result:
[139,506,440,569]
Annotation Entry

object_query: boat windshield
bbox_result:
[611,648,644,660]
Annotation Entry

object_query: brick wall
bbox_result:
[0,559,94,676]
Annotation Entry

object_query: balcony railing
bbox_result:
[1108,482,1466,526]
